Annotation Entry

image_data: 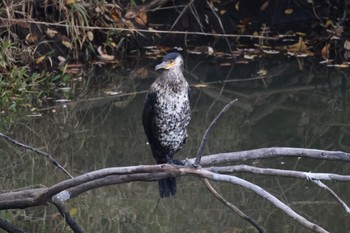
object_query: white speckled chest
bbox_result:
[149,69,191,156]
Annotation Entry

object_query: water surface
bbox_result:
[1,55,349,232]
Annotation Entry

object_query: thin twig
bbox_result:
[170,0,195,31]
[202,178,266,233]
[309,179,350,214]
[208,165,350,182]
[0,217,26,233]
[189,3,205,31]
[196,97,264,232]
[195,98,238,165]
[206,0,234,57]
[0,133,73,179]
[0,17,280,40]
[51,199,85,233]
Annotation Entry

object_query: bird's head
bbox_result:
[155,52,184,71]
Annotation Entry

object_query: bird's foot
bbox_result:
[168,159,184,166]
[183,158,201,168]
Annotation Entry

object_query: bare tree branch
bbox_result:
[169,0,195,31]
[51,199,85,233]
[0,133,73,178]
[209,165,350,214]
[192,169,329,233]
[309,179,350,214]
[195,97,263,232]
[195,98,238,165]
[0,164,330,232]
[208,165,350,182]
[190,147,350,165]
[0,217,26,233]
[206,0,234,56]
[202,178,266,233]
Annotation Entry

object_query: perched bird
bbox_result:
[142,52,191,198]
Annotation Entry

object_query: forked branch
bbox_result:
[0,165,330,233]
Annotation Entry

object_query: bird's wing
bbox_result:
[142,91,163,160]
[142,91,155,143]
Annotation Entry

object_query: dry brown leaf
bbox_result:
[287,37,308,53]
[321,43,330,60]
[25,33,38,44]
[135,8,147,26]
[235,60,250,64]
[35,55,46,64]
[69,208,78,216]
[263,49,280,54]
[220,63,233,67]
[111,10,122,22]
[325,19,333,27]
[46,29,58,38]
[344,40,350,50]
[95,6,101,13]
[62,40,73,49]
[295,32,306,37]
[58,56,66,62]
[87,31,94,41]
[334,26,344,37]
[327,63,349,68]
[97,46,115,61]
[147,27,161,38]
[244,54,257,60]
[260,1,270,11]
[125,7,147,26]
[235,2,240,11]
[284,8,294,14]
[125,10,136,19]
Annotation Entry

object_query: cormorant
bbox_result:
[142,52,191,198]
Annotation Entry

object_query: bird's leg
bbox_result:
[166,155,184,166]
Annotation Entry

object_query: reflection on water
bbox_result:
[1,55,350,232]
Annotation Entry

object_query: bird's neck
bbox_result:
[162,67,184,80]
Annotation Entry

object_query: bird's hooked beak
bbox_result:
[155,60,174,71]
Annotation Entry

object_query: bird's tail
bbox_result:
[158,177,176,198]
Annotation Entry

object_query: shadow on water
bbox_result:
[1,54,350,232]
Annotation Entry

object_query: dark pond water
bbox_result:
[1,54,350,232]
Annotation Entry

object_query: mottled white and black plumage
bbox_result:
[142,52,191,197]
